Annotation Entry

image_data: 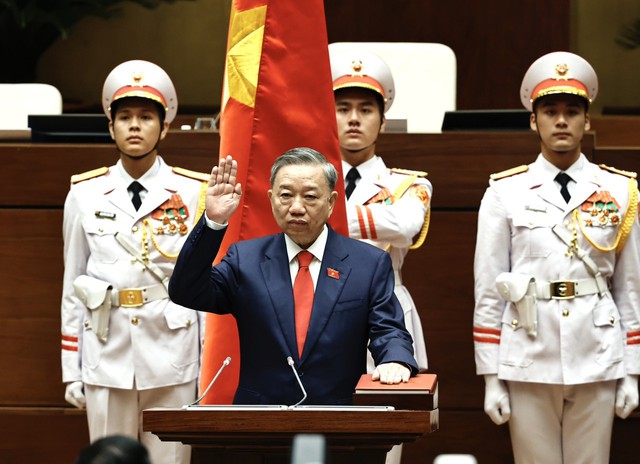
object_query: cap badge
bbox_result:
[132,71,144,86]
[554,63,569,80]
[350,59,363,76]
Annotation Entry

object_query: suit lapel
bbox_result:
[260,235,300,360]
[527,159,573,212]
[529,155,599,214]
[534,170,599,215]
[133,162,175,220]
[260,230,353,364]
[105,179,136,217]
[107,159,178,220]
[565,165,600,213]
[535,181,567,211]
[349,180,382,205]
[300,229,350,365]
[528,162,566,211]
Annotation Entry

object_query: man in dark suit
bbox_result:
[169,147,418,405]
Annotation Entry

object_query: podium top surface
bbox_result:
[143,407,437,438]
[184,404,395,411]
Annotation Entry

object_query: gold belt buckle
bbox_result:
[120,289,144,307]
[550,281,575,299]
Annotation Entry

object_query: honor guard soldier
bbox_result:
[473,51,640,464]
[330,47,432,464]
[60,60,208,464]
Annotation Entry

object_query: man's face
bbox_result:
[268,164,337,249]
[109,98,168,158]
[530,94,590,158]
[335,87,384,166]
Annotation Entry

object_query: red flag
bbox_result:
[199,0,347,403]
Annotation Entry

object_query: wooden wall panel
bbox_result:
[2,131,596,209]
[0,137,218,207]
[0,129,637,463]
[591,116,640,148]
[403,212,481,409]
[377,131,593,209]
[595,147,640,172]
[404,411,514,463]
[0,211,66,406]
[0,409,88,463]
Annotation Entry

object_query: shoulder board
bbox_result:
[71,166,109,184]
[390,168,428,177]
[490,165,529,181]
[172,166,210,182]
[598,164,637,179]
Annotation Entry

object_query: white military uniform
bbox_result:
[331,47,430,464]
[344,155,431,372]
[473,154,640,462]
[61,157,207,463]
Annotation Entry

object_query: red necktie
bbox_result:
[293,251,314,357]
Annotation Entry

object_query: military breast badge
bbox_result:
[580,191,621,228]
[151,194,190,235]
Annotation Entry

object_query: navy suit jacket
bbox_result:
[169,216,417,405]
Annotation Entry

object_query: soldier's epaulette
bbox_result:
[490,165,529,181]
[390,167,428,177]
[172,166,210,182]
[70,166,109,184]
[598,164,637,179]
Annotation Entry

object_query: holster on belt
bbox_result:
[73,275,113,344]
[495,272,538,337]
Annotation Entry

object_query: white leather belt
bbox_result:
[111,283,168,308]
[535,278,608,300]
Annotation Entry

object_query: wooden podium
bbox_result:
[143,404,438,464]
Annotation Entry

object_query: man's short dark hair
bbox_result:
[75,435,151,464]
[271,147,338,190]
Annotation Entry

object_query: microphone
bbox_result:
[186,356,231,407]
[287,356,308,408]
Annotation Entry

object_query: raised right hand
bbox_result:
[205,155,242,224]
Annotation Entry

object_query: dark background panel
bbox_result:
[325,0,570,110]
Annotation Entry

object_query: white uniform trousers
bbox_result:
[385,443,403,464]
[85,380,196,464]
[508,380,616,464]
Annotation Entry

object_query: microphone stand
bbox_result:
[186,356,232,407]
[287,356,308,408]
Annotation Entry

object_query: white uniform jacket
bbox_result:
[61,157,207,390]
[344,155,432,371]
[473,154,640,385]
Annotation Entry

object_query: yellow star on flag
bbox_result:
[222,3,267,110]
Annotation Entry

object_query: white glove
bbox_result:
[65,381,86,409]
[484,374,510,425]
[615,375,638,419]
[372,362,411,384]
